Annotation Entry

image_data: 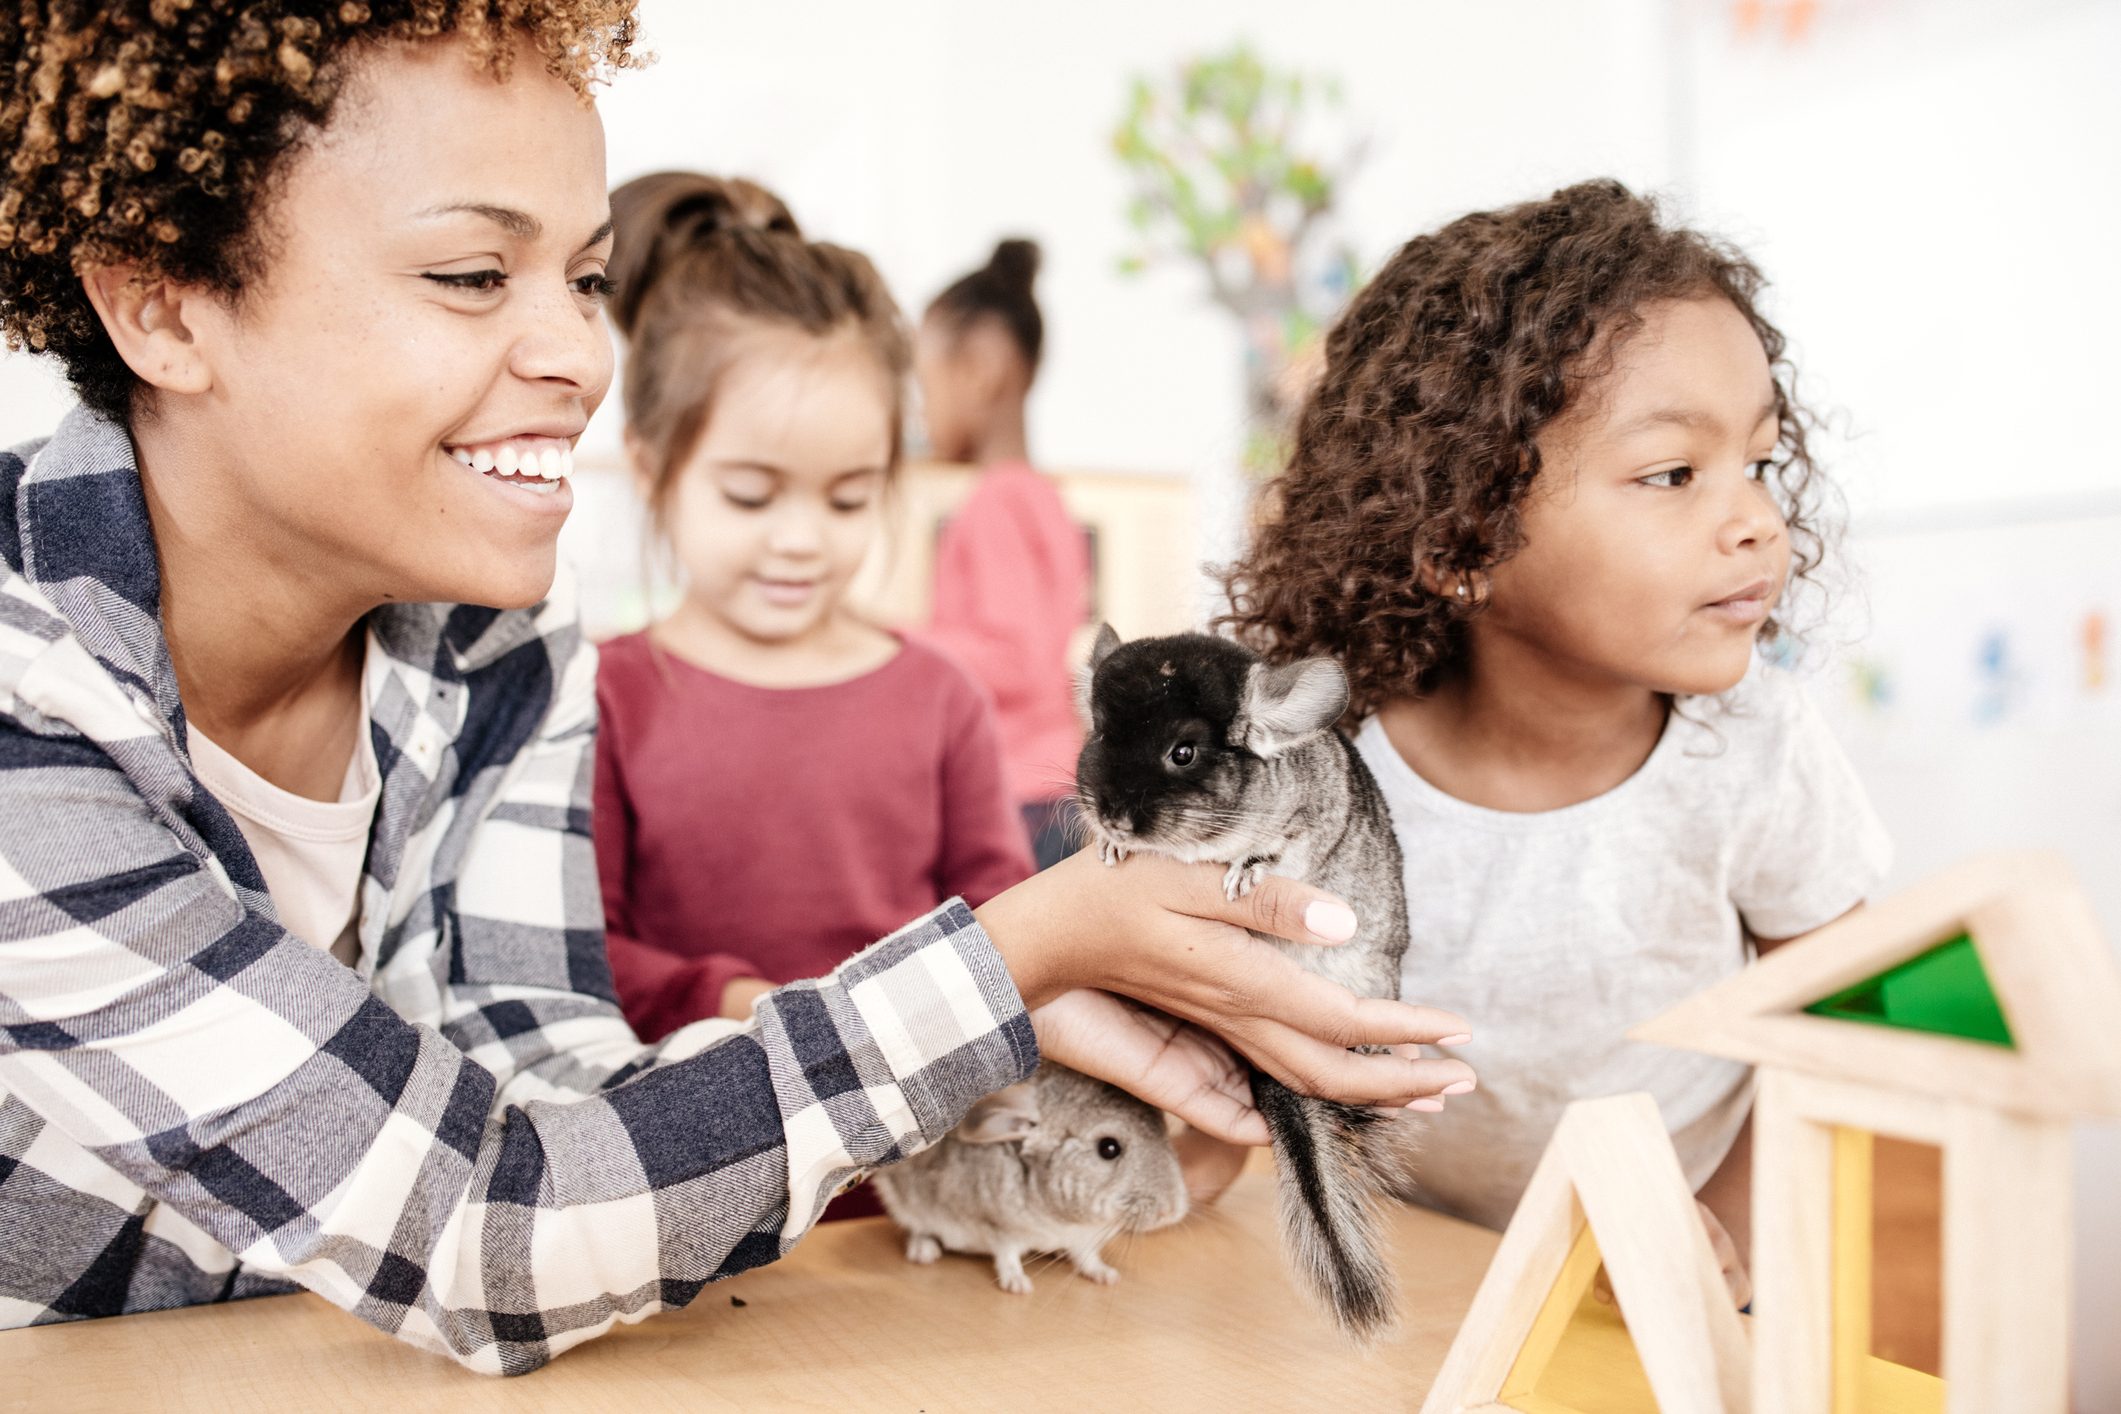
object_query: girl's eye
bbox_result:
[722,493,770,511]
[425,269,507,294]
[1168,742,1196,767]
[830,497,873,514]
[572,272,618,302]
[1097,1137,1123,1161]
[1639,466,1694,489]
[1748,459,1777,481]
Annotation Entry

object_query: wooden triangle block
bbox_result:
[1422,1093,1749,1414]
[1630,851,2121,1120]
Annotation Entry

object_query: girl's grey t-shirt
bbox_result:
[1354,667,1891,1232]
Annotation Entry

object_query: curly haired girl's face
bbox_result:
[1482,296,1792,698]
[147,38,615,610]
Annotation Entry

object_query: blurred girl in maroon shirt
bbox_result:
[593,172,1033,1126]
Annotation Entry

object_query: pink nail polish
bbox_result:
[1407,1097,1446,1112]
[1442,1080,1476,1096]
[1437,1033,1472,1046]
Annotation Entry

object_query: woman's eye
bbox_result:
[1168,742,1196,767]
[573,272,618,302]
[722,493,770,511]
[1748,459,1777,481]
[424,270,507,294]
[1097,1137,1123,1161]
[830,497,872,514]
[1639,466,1694,489]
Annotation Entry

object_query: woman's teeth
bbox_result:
[447,441,574,493]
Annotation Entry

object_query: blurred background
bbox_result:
[2,0,2115,1399]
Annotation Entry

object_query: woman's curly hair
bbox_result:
[1220,179,1832,718]
[1,1,644,423]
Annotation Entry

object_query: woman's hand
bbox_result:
[1032,989,1268,1144]
[978,850,1476,1109]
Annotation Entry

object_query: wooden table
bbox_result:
[0,1157,1501,1412]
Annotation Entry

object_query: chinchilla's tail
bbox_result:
[1253,1069,1398,1341]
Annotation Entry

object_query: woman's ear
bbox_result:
[78,264,217,398]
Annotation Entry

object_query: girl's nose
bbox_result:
[765,504,827,557]
[1719,473,1786,555]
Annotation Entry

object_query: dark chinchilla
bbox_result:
[1072,624,1415,1341]
[875,1062,1187,1293]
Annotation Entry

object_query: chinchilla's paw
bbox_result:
[1070,1252,1120,1285]
[1097,838,1129,867]
[1222,857,1271,900]
[905,1234,942,1264]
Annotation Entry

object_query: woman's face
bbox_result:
[181,37,615,611]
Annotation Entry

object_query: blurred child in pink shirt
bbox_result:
[916,239,1092,868]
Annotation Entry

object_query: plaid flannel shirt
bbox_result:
[0,409,1038,1373]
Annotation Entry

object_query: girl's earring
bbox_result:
[1454,582,1469,601]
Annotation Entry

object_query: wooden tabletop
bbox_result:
[0,1157,1501,1413]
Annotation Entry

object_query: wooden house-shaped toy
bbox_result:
[1424,852,2121,1414]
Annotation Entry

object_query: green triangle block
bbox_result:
[1802,932,2016,1049]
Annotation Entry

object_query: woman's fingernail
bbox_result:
[1407,1097,1446,1112]
[1436,1033,1472,1047]
[1442,1080,1477,1096]
[1304,900,1358,941]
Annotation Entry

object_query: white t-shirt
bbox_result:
[1354,667,1891,1231]
[189,676,380,967]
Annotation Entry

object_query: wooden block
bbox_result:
[1632,852,2121,1121]
[1753,1070,1836,1414]
[1941,1105,2071,1414]
[1425,1093,1748,1414]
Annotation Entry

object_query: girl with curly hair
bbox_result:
[1222,180,1893,1297]
[0,2,1473,1371]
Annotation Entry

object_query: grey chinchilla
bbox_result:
[1072,624,1415,1341]
[875,1062,1188,1294]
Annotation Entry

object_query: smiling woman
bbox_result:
[0,1,1475,1375]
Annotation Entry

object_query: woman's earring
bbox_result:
[1454,582,1470,601]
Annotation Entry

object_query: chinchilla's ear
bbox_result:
[1089,622,1122,671]
[1238,658,1349,757]
[954,1082,1041,1145]
[1074,623,1125,724]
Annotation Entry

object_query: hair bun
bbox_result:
[987,237,1041,290]
[607,171,800,337]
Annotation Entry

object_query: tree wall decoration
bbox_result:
[1112,43,1367,478]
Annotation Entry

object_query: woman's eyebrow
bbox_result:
[413,206,612,254]
[417,202,540,238]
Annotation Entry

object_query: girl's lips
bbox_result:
[1702,579,1774,625]
[754,577,819,607]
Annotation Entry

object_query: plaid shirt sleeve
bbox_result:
[0,567,1038,1372]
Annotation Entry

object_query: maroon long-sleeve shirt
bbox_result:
[593,630,1034,1045]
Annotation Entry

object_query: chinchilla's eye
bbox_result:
[1167,742,1196,767]
[1097,1136,1124,1161]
